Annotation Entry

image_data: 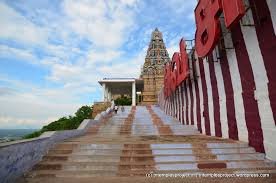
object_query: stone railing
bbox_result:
[0,108,113,183]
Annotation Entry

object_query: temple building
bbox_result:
[141,28,170,105]
[98,28,170,106]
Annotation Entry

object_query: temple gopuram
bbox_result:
[98,28,170,106]
[141,28,170,105]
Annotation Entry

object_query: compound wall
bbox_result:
[158,0,276,161]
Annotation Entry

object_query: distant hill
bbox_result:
[0,129,38,143]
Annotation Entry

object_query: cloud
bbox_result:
[163,0,197,14]
[0,87,17,96]
[62,0,136,49]
[0,0,197,129]
[0,116,48,129]
[0,77,87,129]
[0,45,37,64]
[87,50,122,65]
[0,2,48,45]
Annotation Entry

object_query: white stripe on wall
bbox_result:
[266,0,276,35]
[182,82,187,124]
[223,23,248,143]
[240,3,276,160]
[177,86,180,121]
[212,47,229,138]
[179,86,183,124]
[194,55,206,134]
[186,79,191,124]
[203,58,215,136]
[190,57,198,128]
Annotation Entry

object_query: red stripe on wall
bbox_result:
[170,94,173,117]
[192,58,202,133]
[172,94,174,117]
[174,92,176,118]
[219,39,239,140]
[178,86,181,122]
[168,95,171,115]
[173,91,177,119]
[176,91,178,120]
[188,79,194,125]
[181,82,185,124]
[184,81,189,125]
[167,96,169,115]
[250,0,276,125]
[175,87,178,120]
[169,95,172,116]
[168,97,170,115]
[164,95,167,114]
[208,55,222,137]
[168,96,172,115]
[171,94,173,117]
[231,25,265,152]
[198,58,211,135]
[176,87,180,121]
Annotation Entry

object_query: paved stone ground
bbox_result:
[20,106,276,183]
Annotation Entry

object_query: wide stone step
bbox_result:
[33,168,272,178]
[39,154,265,167]
[48,147,256,156]
[23,106,276,182]
[23,174,276,183]
[54,143,249,150]
[30,160,276,176]
[155,161,275,170]
[154,153,265,162]
[27,170,118,178]
[42,153,265,163]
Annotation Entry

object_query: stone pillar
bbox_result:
[102,83,106,101]
[103,83,109,102]
[132,81,136,106]
[106,88,109,101]
[108,89,112,101]
[105,86,109,102]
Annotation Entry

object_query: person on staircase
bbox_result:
[114,105,118,114]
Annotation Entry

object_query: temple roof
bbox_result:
[141,28,170,76]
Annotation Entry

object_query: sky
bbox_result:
[0,0,197,129]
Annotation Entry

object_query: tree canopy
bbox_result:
[114,96,132,106]
[24,105,92,139]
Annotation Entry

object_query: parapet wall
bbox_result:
[92,102,112,119]
[158,0,276,161]
[0,106,113,183]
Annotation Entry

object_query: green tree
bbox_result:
[114,96,132,106]
[23,105,93,139]
[75,106,93,120]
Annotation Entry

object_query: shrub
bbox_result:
[23,105,92,139]
[114,96,132,106]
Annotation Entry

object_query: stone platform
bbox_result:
[20,106,276,182]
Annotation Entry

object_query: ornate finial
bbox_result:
[154,27,159,32]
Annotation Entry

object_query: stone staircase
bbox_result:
[21,106,276,182]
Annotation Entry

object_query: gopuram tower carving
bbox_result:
[141,28,170,105]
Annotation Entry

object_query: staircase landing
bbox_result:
[21,106,276,182]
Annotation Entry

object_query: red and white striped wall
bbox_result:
[158,0,276,161]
